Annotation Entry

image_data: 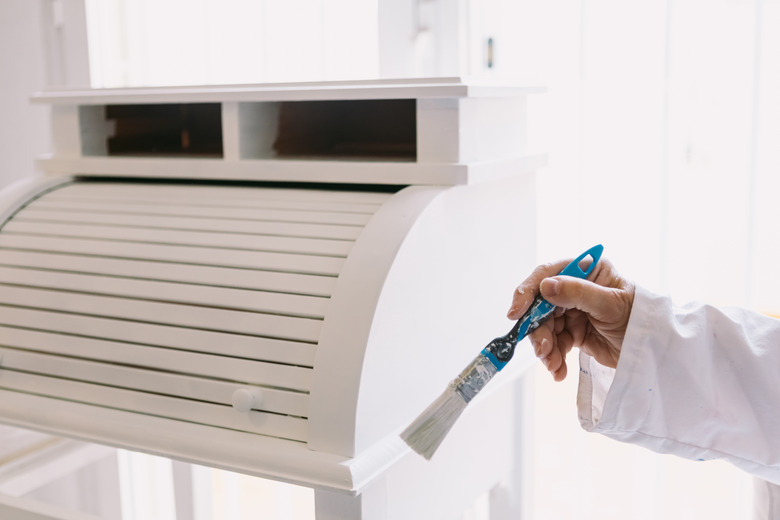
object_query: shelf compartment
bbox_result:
[240,99,416,161]
[83,103,224,158]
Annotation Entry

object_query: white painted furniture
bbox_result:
[0,78,543,519]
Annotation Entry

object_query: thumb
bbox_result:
[539,275,618,321]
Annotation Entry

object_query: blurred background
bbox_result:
[1,0,779,518]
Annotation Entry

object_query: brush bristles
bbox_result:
[400,386,468,460]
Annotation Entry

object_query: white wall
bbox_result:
[85,0,379,88]
[0,1,52,188]
[0,0,89,189]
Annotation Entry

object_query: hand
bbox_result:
[506,257,635,381]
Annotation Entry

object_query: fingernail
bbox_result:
[541,278,560,297]
[537,338,549,358]
[507,306,517,318]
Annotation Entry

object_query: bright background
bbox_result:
[3,0,780,518]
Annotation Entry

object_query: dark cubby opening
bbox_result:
[272,99,416,161]
[105,103,223,157]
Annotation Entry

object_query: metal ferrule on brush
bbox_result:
[451,352,500,403]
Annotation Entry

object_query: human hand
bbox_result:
[506,257,635,381]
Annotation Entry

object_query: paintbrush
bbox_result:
[401,244,604,460]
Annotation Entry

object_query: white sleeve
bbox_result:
[577,285,780,485]
[754,479,780,519]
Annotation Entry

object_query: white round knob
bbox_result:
[231,388,259,412]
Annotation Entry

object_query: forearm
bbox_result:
[578,286,780,484]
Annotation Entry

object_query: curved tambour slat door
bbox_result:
[0,181,392,445]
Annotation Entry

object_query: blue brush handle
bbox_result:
[482,244,604,370]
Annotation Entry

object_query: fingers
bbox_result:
[530,315,575,382]
[539,276,620,322]
[508,255,634,379]
[530,323,559,376]
[507,259,572,320]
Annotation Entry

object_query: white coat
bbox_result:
[576,286,780,519]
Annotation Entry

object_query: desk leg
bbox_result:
[314,475,388,520]
[489,372,533,519]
